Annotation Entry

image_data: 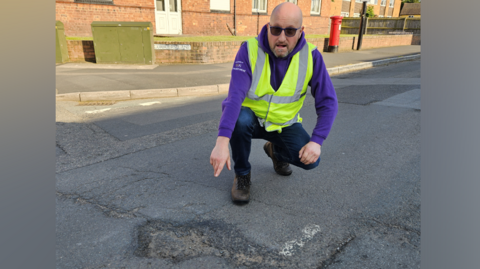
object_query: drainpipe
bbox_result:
[234,0,237,36]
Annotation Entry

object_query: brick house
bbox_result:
[56,0,333,37]
[330,0,401,18]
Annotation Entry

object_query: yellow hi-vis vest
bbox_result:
[241,37,316,132]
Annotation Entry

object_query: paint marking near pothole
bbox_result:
[279,224,321,257]
[85,108,111,114]
[140,101,161,106]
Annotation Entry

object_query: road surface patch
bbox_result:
[279,224,321,257]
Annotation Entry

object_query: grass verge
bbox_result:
[66,34,359,42]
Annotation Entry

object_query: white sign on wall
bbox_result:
[154,44,191,50]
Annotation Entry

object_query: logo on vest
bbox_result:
[233,61,246,73]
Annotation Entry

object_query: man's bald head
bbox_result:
[270,2,303,28]
[267,2,304,58]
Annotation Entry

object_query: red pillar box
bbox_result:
[328,16,343,53]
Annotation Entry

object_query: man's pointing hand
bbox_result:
[210,136,232,177]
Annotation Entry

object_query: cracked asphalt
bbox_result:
[56,59,420,268]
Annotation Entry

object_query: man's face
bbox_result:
[267,12,304,58]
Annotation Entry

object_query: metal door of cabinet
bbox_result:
[117,27,145,63]
[55,21,70,63]
[92,25,121,63]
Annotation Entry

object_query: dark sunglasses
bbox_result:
[269,23,301,37]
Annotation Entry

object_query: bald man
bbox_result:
[210,2,338,204]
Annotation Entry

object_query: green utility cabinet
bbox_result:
[56,21,70,63]
[91,22,155,64]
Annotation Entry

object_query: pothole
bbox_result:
[134,220,293,268]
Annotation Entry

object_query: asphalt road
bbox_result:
[56,59,420,268]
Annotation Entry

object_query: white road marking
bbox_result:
[85,108,111,114]
[140,101,161,106]
[279,224,321,257]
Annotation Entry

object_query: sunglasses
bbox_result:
[269,23,301,37]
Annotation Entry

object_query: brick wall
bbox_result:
[66,40,96,62]
[66,34,420,64]
[154,34,421,64]
[329,0,342,16]
[379,6,386,16]
[341,1,350,13]
[155,41,243,64]
[56,0,155,37]
[57,0,342,37]
[56,0,403,37]
[388,7,394,16]
[354,2,363,14]
[181,0,331,36]
[335,34,420,51]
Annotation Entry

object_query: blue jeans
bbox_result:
[230,107,320,176]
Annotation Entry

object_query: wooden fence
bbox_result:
[340,17,421,35]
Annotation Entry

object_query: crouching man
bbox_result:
[210,2,338,204]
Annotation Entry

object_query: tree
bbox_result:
[366,6,375,18]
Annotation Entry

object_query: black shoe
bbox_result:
[263,142,292,176]
[231,172,251,204]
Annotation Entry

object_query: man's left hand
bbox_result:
[299,141,321,165]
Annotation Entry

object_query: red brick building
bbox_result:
[56,0,333,37]
[330,0,401,18]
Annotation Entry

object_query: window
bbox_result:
[211,0,230,11]
[169,0,177,12]
[74,0,113,4]
[389,0,394,7]
[380,0,386,6]
[156,0,164,11]
[286,0,297,4]
[353,13,360,17]
[252,0,267,13]
[371,0,378,4]
[378,15,384,17]
[343,0,351,2]
[341,12,349,17]
[311,0,321,14]
[355,0,362,3]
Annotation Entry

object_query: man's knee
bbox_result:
[303,157,320,170]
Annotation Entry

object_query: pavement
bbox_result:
[56,45,421,102]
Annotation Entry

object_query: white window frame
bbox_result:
[343,0,351,2]
[252,0,267,13]
[387,15,392,17]
[210,0,230,11]
[389,0,394,7]
[353,13,360,17]
[341,12,349,17]
[378,14,384,17]
[380,0,386,6]
[355,0,362,3]
[310,0,321,15]
[286,0,298,4]
[372,0,378,4]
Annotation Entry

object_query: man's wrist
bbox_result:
[309,141,321,147]
[217,136,230,146]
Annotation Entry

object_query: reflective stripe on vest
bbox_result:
[242,38,316,132]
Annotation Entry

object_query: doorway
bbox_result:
[154,0,182,35]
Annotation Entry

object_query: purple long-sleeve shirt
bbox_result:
[218,24,338,145]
